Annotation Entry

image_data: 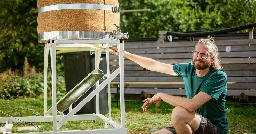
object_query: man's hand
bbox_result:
[110,48,119,56]
[141,93,162,111]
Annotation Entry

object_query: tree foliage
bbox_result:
[0,0,255,73]
[0,0,44,74]
[221,0,256,28]
[119,0,256,38]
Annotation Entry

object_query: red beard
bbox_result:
[193,60,211,70]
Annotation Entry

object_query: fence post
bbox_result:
[249,28,254,39]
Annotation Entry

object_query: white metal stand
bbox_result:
[0,39,126,134]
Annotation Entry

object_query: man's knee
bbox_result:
[171,106,190,125]
[152,128,173,134]
[152,130,162,134]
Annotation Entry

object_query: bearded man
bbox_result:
[111,37,228,134]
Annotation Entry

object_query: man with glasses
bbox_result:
[111,37,228,134]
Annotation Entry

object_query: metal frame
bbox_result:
[0,39,126,134]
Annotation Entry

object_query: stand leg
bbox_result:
[105,47,112,128]
[118,40,125,128]
[95,50,101,114]
[44,45,50,116]
[50,40,57,132]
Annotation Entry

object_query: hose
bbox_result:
[166,23,256,37]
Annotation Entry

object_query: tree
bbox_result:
[119,0,256,38]
[0,0,255,73]
[220,0,256,28]
[0,0,44,74]
[119,0,201,38]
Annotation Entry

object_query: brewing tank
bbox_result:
[37,0,120,42]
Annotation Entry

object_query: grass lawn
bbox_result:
[0,98,256,134]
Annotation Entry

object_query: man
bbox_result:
[111,37,228,134]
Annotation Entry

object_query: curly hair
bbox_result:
[196,37,223,70]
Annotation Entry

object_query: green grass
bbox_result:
[0,98,256,134]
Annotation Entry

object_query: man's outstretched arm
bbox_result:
[111,48,177,76]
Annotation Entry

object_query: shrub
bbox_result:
[0,71,66,99]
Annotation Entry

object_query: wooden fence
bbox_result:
[109,39,256,97]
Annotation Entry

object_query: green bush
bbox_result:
[0,72,66,99]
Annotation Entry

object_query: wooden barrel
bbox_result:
[37,0,119,42]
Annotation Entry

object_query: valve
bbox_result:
[111,24,129,40]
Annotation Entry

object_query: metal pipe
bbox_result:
[56,70,104,113]
[120,9,150,12]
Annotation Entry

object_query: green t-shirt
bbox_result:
[173,62,228,134]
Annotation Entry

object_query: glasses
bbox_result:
[192,51,209,59]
